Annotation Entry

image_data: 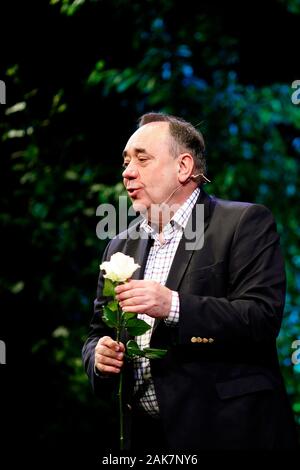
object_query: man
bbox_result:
[82,113,298,451]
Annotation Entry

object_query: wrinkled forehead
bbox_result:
[124,122,171,155]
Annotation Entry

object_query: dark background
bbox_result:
[0,0,299,462]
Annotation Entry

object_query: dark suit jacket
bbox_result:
[82,190,298,450]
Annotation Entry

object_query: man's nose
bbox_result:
[122,162,139,180]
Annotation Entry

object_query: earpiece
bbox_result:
[162,172,211,205]
[185,173,211,184]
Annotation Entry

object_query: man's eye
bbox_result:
[122,158,147,168]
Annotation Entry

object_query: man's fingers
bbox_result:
[119,295,147,308]
[95,336,124,374]
[120,299,140,309]
[115,279,144,294]
[95,336,125,375]
[95,353,123,369]
[121,304,148,313]
[95,363,122,374]
[96,344,124,360]
[98,336,125,352]
[116,288,145,302]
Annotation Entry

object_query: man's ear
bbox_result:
[177,153,194,183]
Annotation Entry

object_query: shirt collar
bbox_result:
[171,187,200,230]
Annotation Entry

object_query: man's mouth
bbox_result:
[127,187,142,198]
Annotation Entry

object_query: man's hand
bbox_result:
[115,280,172,319]
[95,336,125,374]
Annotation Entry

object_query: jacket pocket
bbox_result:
[186,260,226,280]
[216,374,275,400]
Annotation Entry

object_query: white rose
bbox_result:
[100,252,140,283]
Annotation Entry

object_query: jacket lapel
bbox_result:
[124,234,153,280]
[165,189,212,291]
[153,190,213,333]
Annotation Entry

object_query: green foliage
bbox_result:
[0,0,299,450]
[102,305,118,328]
[103,278,116,297]
[277,0,300,14]
[126,340,167,359]
[125,318,152,337]
[50,0,87,16]
[122,312,136,322]
[126,340,143,358]
[143,347,169,359]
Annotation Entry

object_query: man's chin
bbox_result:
[131,199,149,215]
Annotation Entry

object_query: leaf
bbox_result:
[126,318,152,336]
[143,348,168,359]
[102,305,118,328]
[107,300,118,311]
[103,278,115,297]
[102,316,115,329]
[126,340,144,357]
[123,312,137,322]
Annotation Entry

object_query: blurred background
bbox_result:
[0,0,299,460]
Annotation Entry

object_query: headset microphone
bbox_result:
[188,173,211,184]
[161,173,211,206]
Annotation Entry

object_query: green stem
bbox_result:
[116,304,123,450]
[116,305,121,342]
[118,370,124,451]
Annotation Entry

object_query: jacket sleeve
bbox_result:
[82,241,119,396]
[178,204,286,344]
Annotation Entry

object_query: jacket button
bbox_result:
[191,337,197,343]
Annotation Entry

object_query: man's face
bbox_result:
[122,122,180,214]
